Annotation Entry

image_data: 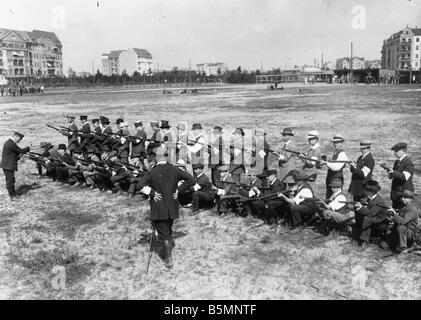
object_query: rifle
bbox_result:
[320,155,353,164]
[379,162,393,172]
[217,180,270,191]
[254,189,294,201]
[281,148,323,164]
[339,201,392,210]
[145,225,158,276]
[46,124,70,133]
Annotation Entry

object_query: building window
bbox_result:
[416,54,419,59]
[417,38,420,42]
[416,62,419,67]
[417,46,420,50]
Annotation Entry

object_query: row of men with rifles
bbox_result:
[10,114,416,255]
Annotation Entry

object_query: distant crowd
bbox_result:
[0,81,44,97]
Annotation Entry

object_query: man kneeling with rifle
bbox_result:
[277,170,315,230]
[316,178,352,235]
[215,165,241,214]
[354,180,391,250]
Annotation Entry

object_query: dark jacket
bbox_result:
[131,128,147,157]
[195,172,213,192]
[141,163,195,220]
[62,122,78,150]
[0,139,30,171]
[390,156,414,201]
[79,122,91,148]
[349,152,375,197]
[357,194,387,218]
[393,203,419,232]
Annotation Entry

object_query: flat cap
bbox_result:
[192,163,204,170]
[391,142,407,151]
[331,134,345,143]
[218,165,230,172]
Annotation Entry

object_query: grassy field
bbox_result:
[0,83,420,299]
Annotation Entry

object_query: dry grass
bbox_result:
[0,83,420,300]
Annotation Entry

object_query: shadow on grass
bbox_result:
[16,182,43,196]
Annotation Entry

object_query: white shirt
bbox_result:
[329,190,347,211]
[326,151,348,171]
[188,133,207,154]
[293,184,313,205]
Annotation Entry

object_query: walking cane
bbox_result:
[145,224,157,276]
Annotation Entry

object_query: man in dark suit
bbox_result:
[78,115,91,152]
[0,132,31,200]
[349,140,375,201]
[383,143,414,209]
[191,163,215,212]
[54,144,76,182]
[139,148,195,269]
[354,180,390,249]
[252,169,286,223]
[131,121,147,163]
[208,126,224,185]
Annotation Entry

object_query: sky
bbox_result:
[1,0,421,73]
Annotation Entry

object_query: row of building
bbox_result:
[1,25,420,79]
[0,28,63,78]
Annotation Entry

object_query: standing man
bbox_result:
[278,128,297,189]
[78,115,91,152]
[229,128,245,183]
[139,148,195,269]
[349,140,375,202]
[320,134,348,199]
[98,116,113,151]
[0,132,31,200]
[146,121,161,154]
[208,126,224,185]
[188,123,207,166]
[89,118,101,156]
[300,130,322,188]
[62,115,79,156]
[131,121,147,165]
[382,143,414,209]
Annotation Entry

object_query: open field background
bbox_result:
[0,84,420,299]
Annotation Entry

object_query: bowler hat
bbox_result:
[14,131,24,139]
[73,147,83,154]
[192,123,203,130]
[214,126,223,132]
[160,120,171,129]
[360,140,372,148]
[364,180,381,193]
[100,116,110,125]
[391,142,407,151]
[328,178,343,188]
[116,118,124,125]
[331,134,345,143]
[192,163,204,170]
[134,121,143,127]
[80,115,88,121]
[397,189,414,199]
[91,118,99,123]
[58,144,67,150]
[282,128,294,136]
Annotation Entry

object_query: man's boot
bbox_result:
[114,183,124,195]
[163,240,173,269]
[7,186,17,200]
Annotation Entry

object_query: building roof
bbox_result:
[29,29,62,46]
[0,28,61,47]
[109,50,123,58]
[132,48,152,59]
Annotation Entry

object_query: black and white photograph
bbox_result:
[0,0,420,303]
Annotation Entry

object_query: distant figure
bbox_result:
[0,87,3,96]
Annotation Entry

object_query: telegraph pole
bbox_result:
[350,42,353,83]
